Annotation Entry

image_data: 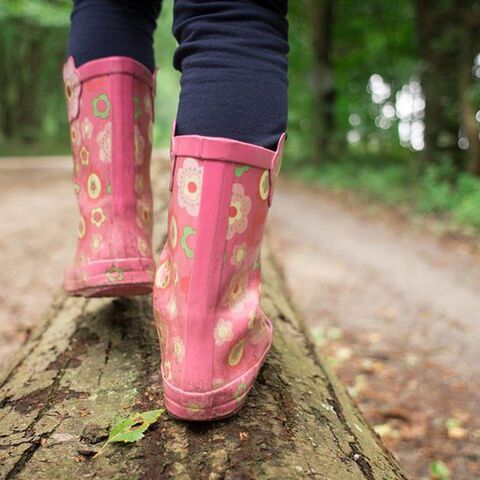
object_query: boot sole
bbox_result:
[64,257,155,298]
[165,394,247,422]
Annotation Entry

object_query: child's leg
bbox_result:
[68,0,163,72]
[172,0,288,150]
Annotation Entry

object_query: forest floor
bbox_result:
[1,155,479,480]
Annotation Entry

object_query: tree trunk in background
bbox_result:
[416,0,463,170]
[458,4,480,176]
[308,0,336,164]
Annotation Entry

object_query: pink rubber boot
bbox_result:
[63,56,156,297]
[153,126,285,420]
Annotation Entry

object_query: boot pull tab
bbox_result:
[63,57,82,123]
[268,132,287,207]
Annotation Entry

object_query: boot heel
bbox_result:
[161,331,271,422]
[64,257,155,297]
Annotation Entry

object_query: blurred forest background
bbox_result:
[1,0,480,233]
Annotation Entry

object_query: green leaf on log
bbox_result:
[94,409,165,458]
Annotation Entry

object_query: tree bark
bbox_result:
[308,0,336,164]
[458,5,480,175]
[0,161,409,479]
[416,0,463,169]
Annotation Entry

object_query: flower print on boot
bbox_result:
[63,56,156,297]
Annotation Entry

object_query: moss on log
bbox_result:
[0,162,409,479]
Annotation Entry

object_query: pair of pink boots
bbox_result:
[63,56,285,421]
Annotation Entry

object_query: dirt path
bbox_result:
[0,157,76,363]
[270,179,480,479]
[0,158,479,479]
[271,179,480,382]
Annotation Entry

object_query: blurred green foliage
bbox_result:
[286,0,316,164]
[0,7,70,153]
[294,153,480,232]
[152,0,180,147]
[0,0,71,27]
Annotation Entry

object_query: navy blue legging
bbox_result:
[68,0,288,151]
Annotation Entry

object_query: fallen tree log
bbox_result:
[0,161,409,480]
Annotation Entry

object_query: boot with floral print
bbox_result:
[153,126,285,420]
[63,56,156,297]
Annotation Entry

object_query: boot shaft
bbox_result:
[154,129,285,398]
[64,56,155,262]
[63,56,156,296]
